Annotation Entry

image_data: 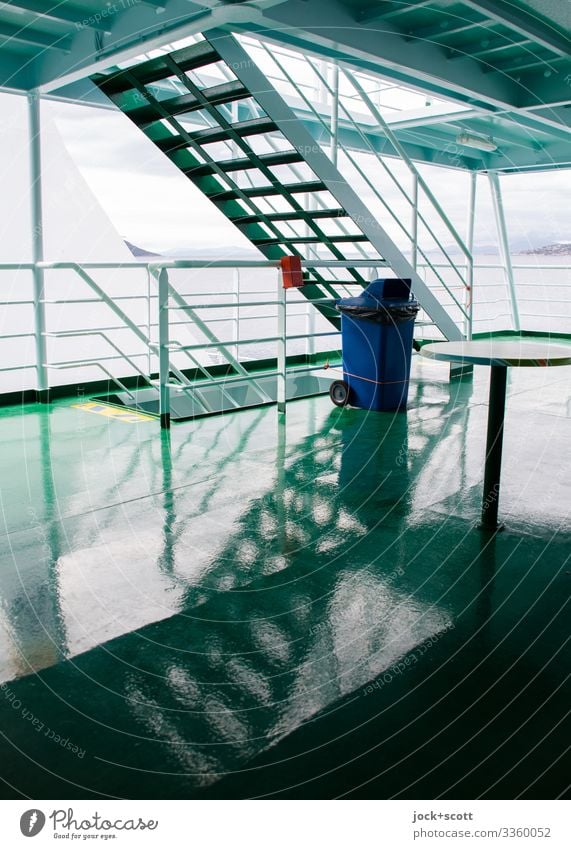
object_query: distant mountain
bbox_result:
[520,242,571,256]
[124,240,162,257]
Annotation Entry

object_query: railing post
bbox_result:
[28,90,48,402]
[411,173,418,271]
[233,267,240,362]
[158,268,171,429]
[146,267,152,376]
[277,271,287,416]
[306,299,316,359]
[488,170,521,332]
[466,171,477,340]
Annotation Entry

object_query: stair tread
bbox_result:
[209,180,327,201]
[126,80,249,126]
[251,235,370,245]
[184,150,304,177]
[190,118,279,144]
[232,208,347,225]
[94,41,220,95]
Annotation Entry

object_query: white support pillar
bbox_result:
[277,274,287,416]
[158,268,171,429]
[330,63,339,168]
[465,171,477,340]
[411,173,418,271]
[28,90,48,401]
[488,170,521,332]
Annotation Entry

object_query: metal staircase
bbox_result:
[93,31,463,342]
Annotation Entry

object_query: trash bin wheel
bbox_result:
[330,380,351,407]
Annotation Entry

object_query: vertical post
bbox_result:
[28,90,48,402]
[330,63,339,168]
[158,268,170,429]
[146,267,152,376]
[411,173,418,271]
[465,171,477,340]
[277,272,287,416]
[480,365,508,531]
[233,268,240,362]
[488,170,520,332]
[306,299,316,359]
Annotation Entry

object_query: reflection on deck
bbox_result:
[0,359,569,797]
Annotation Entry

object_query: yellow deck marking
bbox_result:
[72,401,155,423]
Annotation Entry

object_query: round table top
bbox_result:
[420,339,571,368]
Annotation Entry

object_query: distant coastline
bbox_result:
[124,239,571,260]
[518,243,571,256]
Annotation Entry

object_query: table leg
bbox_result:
[480,365,508,531]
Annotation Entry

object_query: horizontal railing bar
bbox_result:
[0,332,36,339]
[418,262,571,271]
[515,284,571,289]
[46,353,148,367]
[0,300,34,306]
[472,314,513,322]
[33,259,385,271]
[168,336,279,352]
[41,296,152,304]
[0,364,34,372]
[171,299,282,310]
[287,332,339,341]
[0,261,567,273]
[170,329,339,352]
[170,300,320,310]
[512,297,571,303]
[43,325,146,334]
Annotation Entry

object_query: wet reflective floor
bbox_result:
[0,354,569,798]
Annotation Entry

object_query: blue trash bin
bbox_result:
[330,278,419,412]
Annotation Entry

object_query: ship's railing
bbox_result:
[1,259,569,404]
[0,258,360,407]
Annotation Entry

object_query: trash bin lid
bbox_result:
[337,277,413,307]
[337,278,418,312]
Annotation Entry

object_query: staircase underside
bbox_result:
[93,32,463,341]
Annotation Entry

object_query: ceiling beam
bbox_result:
[32,0,274,93]
[515,69,571,112]
[0,1,111,33]
[496,55,560,75]
[358,0,433,24]
[462,0,570,58]
[0,48,33,89]
[413,16,492,42]
[447,34,532,61]
[304,108,571,172]
[249,0,570,134]
[521,103,571,131]
[258,0,520,107]
[0,21,71,52]
[470,38,531,59]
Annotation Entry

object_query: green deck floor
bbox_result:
[0,355,569,799]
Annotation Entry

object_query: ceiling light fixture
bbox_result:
[456,132,498,152]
